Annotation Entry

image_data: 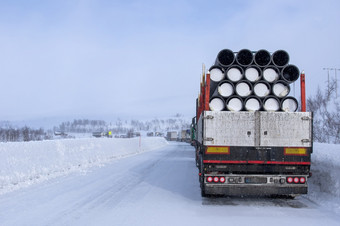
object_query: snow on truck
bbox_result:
[193,49,312,197]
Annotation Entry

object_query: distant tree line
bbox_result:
[307,78,340,144]
[54,119,107,133]
[0,127,51,142]
[0,114,191,142]
[55,115,191,135]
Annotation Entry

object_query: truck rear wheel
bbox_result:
[199,155,208,197]
[200,175,207,197]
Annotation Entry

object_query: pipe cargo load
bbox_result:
[202,49,300,113]
[194,48,313,197]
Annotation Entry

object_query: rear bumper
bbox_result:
[203,174,308,196]
[204,184,307,196]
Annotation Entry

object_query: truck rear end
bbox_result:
[195,49,312,197]
[197,110,312,196]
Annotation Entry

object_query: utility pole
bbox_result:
[323,68,340,98]
[323,68,330,94]
[334,68,340,98]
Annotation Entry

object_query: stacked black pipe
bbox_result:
[209,49,300,112]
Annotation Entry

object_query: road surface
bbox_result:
[0,142,339,226]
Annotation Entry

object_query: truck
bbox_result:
[194,50,312,197]
[166,131,178,141]
[180,129,191,142]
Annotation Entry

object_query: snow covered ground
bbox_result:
[0,139,340,225]
[307,143,340,214]
[0,137,168,195]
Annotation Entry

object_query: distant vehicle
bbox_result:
[166,131,177,141]
[180,129,191,142]
[92,131,106,138]
[92,131,112,138]
[54,131,67,136]
[147,132,154,137]
[155,132,164,137]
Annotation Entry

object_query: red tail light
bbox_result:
[220,177,226,183]
[213,177,219,183]
[300,177,306,183]
[207,176,213,182]
[293,177,300,183]
[287,177,293,183]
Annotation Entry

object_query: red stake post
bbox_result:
[300,71,306,112]
[205,73,211,111]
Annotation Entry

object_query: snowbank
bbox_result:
[307,142,340,214]
[0,137,168,194]
[1,138,340,214]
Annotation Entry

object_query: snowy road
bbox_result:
[1,142,340,226]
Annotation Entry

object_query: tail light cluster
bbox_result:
[287,176,306,184]
[206,176,226,183]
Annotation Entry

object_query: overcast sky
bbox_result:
[0,0,339,123]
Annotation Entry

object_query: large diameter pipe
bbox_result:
[272,50,289,67]
[236,49,253,67]
[235,80,253,97]
[226,66,244,82]
[209,66,225,95]
[217,81,235,97]
[253,81,271,98]
[273,81,290,98]
[209,97,225,111]
[209,66,225,82]
[263,96,280,112]
[245,66,262,82]
[226,96,244,112]
[254,49,271,67]
[281,96,298,112]
[245,96,262,111]
[215,49,235,67]
[263,66,280,83]
[281,64,300,83]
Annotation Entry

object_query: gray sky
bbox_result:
[0,0,339,122]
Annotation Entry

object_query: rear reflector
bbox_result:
[284,147,307,156]
[213,177,219,183]
[207,176,213,182]
[220,177,226,183]
[287,177,293,183]
[300,177,306,183]
[206,146,230,154]
[294,177,300,183]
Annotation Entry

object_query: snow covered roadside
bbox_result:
[0,137,168,195]
[307,142,340,214]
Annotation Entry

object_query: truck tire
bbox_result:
[201,182,207,197]
[195,146,200,168]
[199,155,208,197]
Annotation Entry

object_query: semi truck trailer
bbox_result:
[194,49,312,197]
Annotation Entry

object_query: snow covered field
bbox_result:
[0,139,340,225]
[0,137,168,194]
